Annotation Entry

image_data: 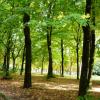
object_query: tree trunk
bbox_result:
[87,0,95,88]
[46,1,54,78]
[23,13,32,88]
[6,47,10,77]
[41,56,44,75]
[61,39,64,77]
[87,32,95,88]
[47,26,53,78]
[3,52,7,71]
[60,64,62,76]
[20,46,25,75]
[12,57,16,72]
[79,25,91,96]
[78,0,92,96]
[76,43,79,80]
[70,59,73,75]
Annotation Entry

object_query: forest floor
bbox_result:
[0,74,100,100]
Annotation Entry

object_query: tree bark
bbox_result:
[60,64,61,76]
[23,13,32,88]
[87,0,95,88]
[20,46,25,75]
[70,59,73,75]
[79,25,91,96]
[76,42,79,80]
[78,0,92,96]
[61,39,64,77]
[87,32,95,88]
[41,56,44,75]
[3,52,7,71]
[74,24,81,80]
[6,47,10,77]
[13,58,15,71]
[47,1,54,78]
[47,26,53,77]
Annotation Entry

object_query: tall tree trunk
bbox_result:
[23,13,32,88]
[78,25,91,96]
[74,24,81,80]
[61,39,64,77]
[6,47,10,77]
[87,0,95,88]
[87,32,95,88]
[78,0,92,96]
[60,64,62,76]
[70,59,73,75]
[47,1,54,78]
[45,0,55,78]
[20,46,25,75]
[13,58,15,71]
[3,52,7,71]
[47,26,53,77]
[76,42,79,80]
[41,56,44,75]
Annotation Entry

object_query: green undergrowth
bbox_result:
[77,95,100,100]
[0,71,3,77]
[0,92,9,100]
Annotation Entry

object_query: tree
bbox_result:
[20,45,25,75]
[11,39,22,72]
[74,24,82,80]
[87,0,95,88]
[41,56,45,75]
[23,12,32,88]
[0,0,21,78]
[78,0,92,96]
[61,38,64,77]
[46,0,55,78]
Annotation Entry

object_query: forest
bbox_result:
[0,0,100,100]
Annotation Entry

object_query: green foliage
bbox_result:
[0,0,99,79]
[93,61,100,76]
[0,0,84,75]
[77,95,98,100]
[0,92,8,100]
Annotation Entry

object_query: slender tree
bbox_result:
[87,0,95,88]
[3,0,15,78]
[47,0,55,78]
[11,43,22,72]
[78,0,92,96]
[5,32,12,77]
[74,24,81,80]
[23,13,32,88]
[41,56,44,75]
[20,45,25,75]
[47,25,53,77]
[76,40,79,79]
[61,39,64,77]
[2,51,7,71]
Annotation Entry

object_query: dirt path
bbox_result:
[0,75,100,100]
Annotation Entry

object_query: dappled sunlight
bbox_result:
[33,82,78,91]
[0,76,100,100]
[11,81,21,85]
[90,87,100,93]
[33,81,100,93]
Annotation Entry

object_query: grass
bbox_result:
[77,94,100,100]
[0,92,8,100]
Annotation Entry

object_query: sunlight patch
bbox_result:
[91,87,100,92]
[33,83,78,91]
